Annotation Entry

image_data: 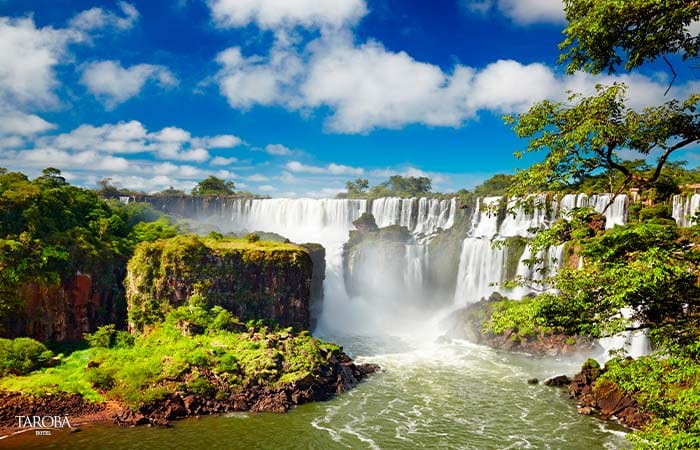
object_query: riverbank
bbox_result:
[0,354,377,438]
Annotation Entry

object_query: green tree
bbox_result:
[370,176,432,197]
[191,176,235,196]
[473,174,515,196]
[506,1,700,199]
[559,0,700,75]
[345,178,369,197]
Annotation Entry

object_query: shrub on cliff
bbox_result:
[0,337,54,376]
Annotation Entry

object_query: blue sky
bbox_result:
[0,0,698,196]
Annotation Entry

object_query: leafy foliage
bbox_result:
[339,175,433,198]
[505,85,700,197]
[560,0,700,74]
[0,304,343,409]
[0,169,175,324]
[601,355,700,449]
[191,176,235,196]
[0,338,54,376]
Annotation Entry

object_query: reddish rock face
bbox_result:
[569,362,650,430]
[2,273,122,343]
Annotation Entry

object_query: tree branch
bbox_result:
[662,56,678,96]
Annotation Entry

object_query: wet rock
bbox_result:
[435,335,451,344]
[544,375,571,387]
[527,378,539,385]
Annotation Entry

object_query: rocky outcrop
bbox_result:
[113,356,379,427]
[300,244,325,328]
[342,219,416,300]
[569,359,649,429]
[442,297,601,357]
[2,273,123,343]
[126,235,324,332]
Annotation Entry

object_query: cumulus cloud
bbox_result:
[81,60,177,108]
[0,5,143,140]
[0,109,56,135]
[207,0,367,29]
[0,17,81,108]
[285,160,363,175]
[215,45,303,108]
[462,0,565,24]
[197,134,243,148]
[22,120,247,165]
[210,156,239,166]
[247,174,269,182]
[213,29,696,134]
[265,143,293,155]
[257,184,277,192]
[302,40,475,133]
[69,2,140,32]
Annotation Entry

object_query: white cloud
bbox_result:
[210,156,239,165]
[462,0,565,24]
[258,184,277,192]
[0,17,81,108]
[81,60,177,108]
[497,0,565,24]
[215,45,303,108]
[265,143,293,155]
[247,174,269,182]
[462,0,493,15]
[150,126,191,143]
[50,121,148,153]
[69,2,140,32]
[279,171,300,183]
[0,110,56,135]
[0,136,23,148]
[328,163,363,175]
[12,147,131,172]
[197,134,242,148]
[285,160,363,175]
[286,160,324,174]
[207,0,367,29]
[302,40,475,133]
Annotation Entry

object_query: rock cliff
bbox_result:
[2,272,123,343]
[126,235,324,332]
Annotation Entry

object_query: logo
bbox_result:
[15,415,72,436]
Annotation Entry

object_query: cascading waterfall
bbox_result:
[454,194,582,306]
[453,238,507,303]
[370,197,456,234]
[672,194,700,227]
[559,193,628,228]
[214,193,659,356]
[223,197,457,335]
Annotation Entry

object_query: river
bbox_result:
[4,332,629,449]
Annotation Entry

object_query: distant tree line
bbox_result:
[338,175,432,198]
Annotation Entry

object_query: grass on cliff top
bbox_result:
[0,302,342,409]
[201,235,306,253]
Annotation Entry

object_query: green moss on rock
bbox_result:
[126,235,319,332]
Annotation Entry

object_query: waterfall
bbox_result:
[453,238,507,304]
[370,197,457,235]
[672,194,700,227]
[499,194,551,237]
[470,197,502,238]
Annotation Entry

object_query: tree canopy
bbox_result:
[191,176,235,196]
[506,1,700,199]
[339,175,433,198]
[560,0,700,75]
